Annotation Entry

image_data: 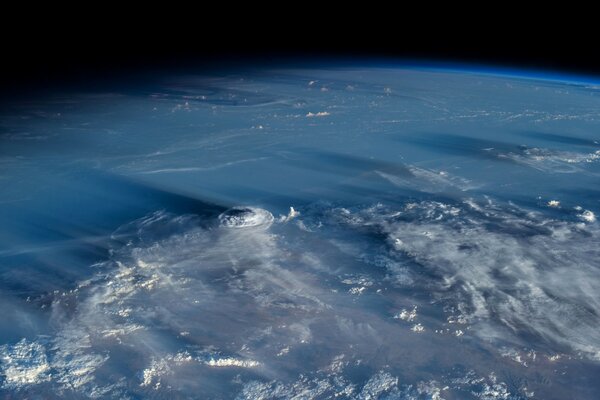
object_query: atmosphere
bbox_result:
[1,15,599,400]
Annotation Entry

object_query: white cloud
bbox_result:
[306,111,331,118]
[0,339,50,389]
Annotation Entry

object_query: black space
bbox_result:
[1,11,599,97]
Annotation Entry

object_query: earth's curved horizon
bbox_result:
[0,64,599,399]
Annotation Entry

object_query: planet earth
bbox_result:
[0,65,599,399]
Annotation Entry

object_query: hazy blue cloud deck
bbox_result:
[0,67,599,399]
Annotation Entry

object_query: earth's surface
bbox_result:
[0,66,599,399]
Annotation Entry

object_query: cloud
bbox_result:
[306,111,331,118]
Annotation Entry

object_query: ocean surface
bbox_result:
[1,66,599,399]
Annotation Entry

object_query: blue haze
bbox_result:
[0,66,599,399]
